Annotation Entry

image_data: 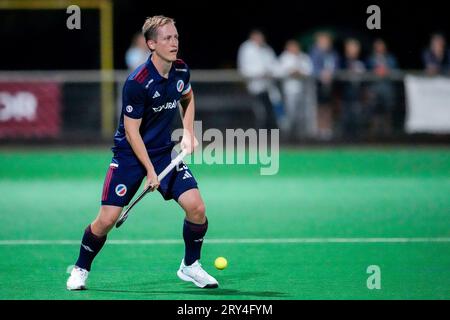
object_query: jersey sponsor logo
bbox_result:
[115,184,127,197]
[175,68,188,72]
[126,105,133,113]
[177,80,184,92]
[152,99,178,112]
[152,91,160,99]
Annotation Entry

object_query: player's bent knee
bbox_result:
[198,203,206,216]
[193,202,206,216]
[187,202,206,223]
[99,215,118,229]
[92,217,115,235]
[93,206,122,233]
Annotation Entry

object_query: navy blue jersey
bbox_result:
[112,55,192,155]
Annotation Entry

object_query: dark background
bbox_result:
[0,0,449,70]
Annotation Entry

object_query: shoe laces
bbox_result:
[189,262,209,279]
[75,267,88,280]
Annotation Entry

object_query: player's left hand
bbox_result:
[181,130,199,154]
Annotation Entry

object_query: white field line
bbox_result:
[1,238,450,245]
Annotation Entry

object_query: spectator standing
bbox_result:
[309,32,340,139]
[278,40,314,137]
[237,29,281,129]
[366,38,398,136]
[339,38,367,139]
[422,33,450,75]
[125,33,151,71]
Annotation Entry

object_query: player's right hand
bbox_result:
[145,169,159,192]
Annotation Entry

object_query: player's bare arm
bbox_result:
[124,115,159,191]
[179,89,198,154]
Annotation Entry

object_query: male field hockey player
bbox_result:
[67,15,218,290]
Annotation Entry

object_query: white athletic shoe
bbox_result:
[66,266,89,290]
[177,259,219,288]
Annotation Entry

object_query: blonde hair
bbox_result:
[142,15,175,41]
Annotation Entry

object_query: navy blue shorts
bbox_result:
[101,150,198,207]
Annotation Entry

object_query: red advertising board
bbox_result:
[0,82,61,138]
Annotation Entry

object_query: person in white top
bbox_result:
[278,40,314,135]
[237,30,280,129]
[125,33,151,71]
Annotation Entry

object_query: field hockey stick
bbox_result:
[115,149,188,228]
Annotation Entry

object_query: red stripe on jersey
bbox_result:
[136,70,149,83]
[102,166,115,201]
[137,69,149,82]
[133,66,146,79]
[134,68,149,83]
[175,58,185,65]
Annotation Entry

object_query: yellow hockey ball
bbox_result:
[214,257,228,270]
